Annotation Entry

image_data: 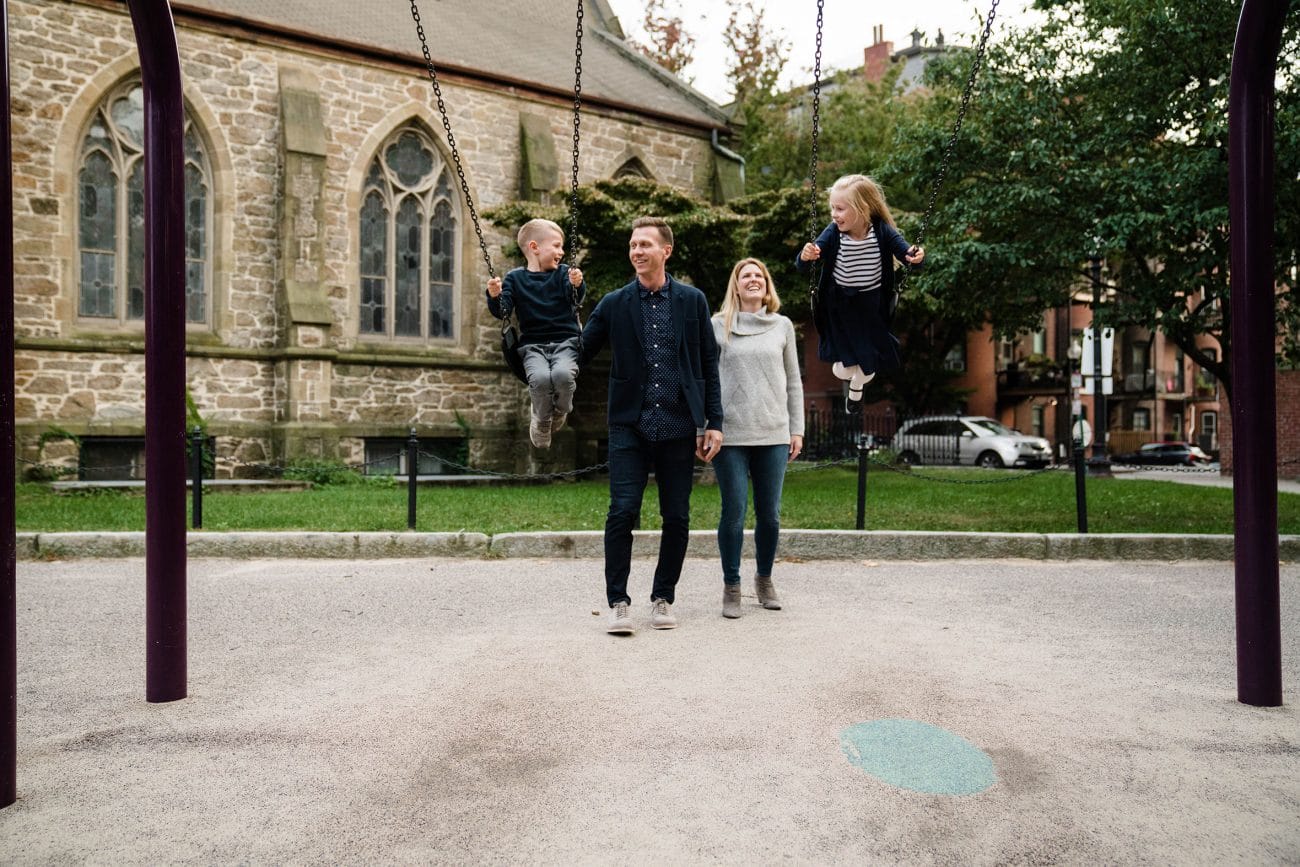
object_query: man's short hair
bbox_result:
[517,218,564,248]
[631,216,673,246]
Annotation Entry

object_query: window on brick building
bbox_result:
[77,80,211,326]
[359,126,459,341]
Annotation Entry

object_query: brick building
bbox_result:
[10,0,741,478]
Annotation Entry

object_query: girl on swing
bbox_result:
[797,174,925,412]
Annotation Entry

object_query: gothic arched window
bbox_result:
[359,126,459,341]
[77,80,212,325]
[613,157,652,180]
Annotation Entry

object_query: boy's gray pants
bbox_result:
[520,336,580,421]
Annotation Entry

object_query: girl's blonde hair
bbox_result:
[829,174,896,228]
[717,257,781,342]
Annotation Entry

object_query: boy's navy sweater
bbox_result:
[486,264,585,346]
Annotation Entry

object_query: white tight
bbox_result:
[832,362,876,395]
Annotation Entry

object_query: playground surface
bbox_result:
[4,556,1298,863]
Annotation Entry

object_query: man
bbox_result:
[580,216,724,635]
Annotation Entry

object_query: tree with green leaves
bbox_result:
[888,0,1300,402]
[737,67,909,198]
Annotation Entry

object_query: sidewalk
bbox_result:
[1112,466,1300,494]
[4,556,1297,862]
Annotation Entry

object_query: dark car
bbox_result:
[1112,441,1213,467]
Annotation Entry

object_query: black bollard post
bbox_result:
[406,427,418,530]
[190,425,203,530]
[855,434,869,530]
[1073,431,1088,534]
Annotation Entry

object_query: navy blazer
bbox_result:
[795,219,921,299]
[580,277,723,432]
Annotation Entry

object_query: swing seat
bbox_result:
[501,323,529,384]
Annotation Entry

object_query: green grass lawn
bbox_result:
[16,466,1300,535]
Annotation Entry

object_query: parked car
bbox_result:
[1112,441,1213,466]
[892,416,1052,469]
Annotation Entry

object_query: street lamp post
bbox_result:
[1088,253,1111,475]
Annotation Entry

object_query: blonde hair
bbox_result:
[717,258,781,343]
[516,218,564,249]
[829,174,896,228]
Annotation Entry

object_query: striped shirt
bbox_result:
[832,228,883,292]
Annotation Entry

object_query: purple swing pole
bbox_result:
[127,0,187,703]
[1,0,17,810]
[1228,0,1287,707]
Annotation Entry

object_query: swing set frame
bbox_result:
[0,0,1288,809]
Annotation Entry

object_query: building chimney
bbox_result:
[864,24,893,82]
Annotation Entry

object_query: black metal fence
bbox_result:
[803,407,897,461]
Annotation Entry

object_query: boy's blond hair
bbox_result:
[516,218,565,249]
[829,174,896,228]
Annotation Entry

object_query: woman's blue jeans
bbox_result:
[713,444,789,586]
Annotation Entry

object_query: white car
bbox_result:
[892,416,1052,469]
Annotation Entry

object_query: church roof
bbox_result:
[172,0,728,129]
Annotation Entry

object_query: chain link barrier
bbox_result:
[24,445,1296,488]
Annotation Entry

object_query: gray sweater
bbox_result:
[711,311,805,446]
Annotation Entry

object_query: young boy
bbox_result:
[486,219,586,448]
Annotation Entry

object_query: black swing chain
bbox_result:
[568,0,585,326]
[408,0,496,285]
[897,0,1000,295]
[805,0,825,312]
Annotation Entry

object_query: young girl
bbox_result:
[796,174,925,411]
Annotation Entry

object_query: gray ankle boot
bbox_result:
[756,576,782,610]
[722,584,742,619]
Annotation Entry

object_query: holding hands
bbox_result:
[696,429,723,463]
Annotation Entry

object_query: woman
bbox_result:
[711,258,804,619]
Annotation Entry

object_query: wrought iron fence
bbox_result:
[803,407,897,461]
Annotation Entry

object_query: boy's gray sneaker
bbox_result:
[529,415,552,449]
[552,411,567,432]
[722,584,742,619]
[650,598,677,629]
[607,601,634,635]
[756,576,782,610]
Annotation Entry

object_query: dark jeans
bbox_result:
[604,427,697,607]
[713,444,789,585]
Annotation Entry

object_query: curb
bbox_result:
[16,530,1297,561]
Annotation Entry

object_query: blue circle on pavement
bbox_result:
[840,719,996,795]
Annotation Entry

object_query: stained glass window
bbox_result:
[77,79,211,326]
[358,126,459,341]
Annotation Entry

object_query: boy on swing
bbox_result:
[487,219,586,448]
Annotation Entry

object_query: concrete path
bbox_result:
[1112,466,1300,495]
[4,557,1298,863]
